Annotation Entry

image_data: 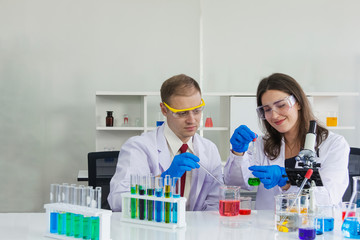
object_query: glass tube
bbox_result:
[172,177,181,224]
[138,176,147,220]
[164,175,172,223]
[147,175,155,221]
[50,184,59,234]
[57,183,68,235]
[66,185,75,237]
[73,186,83,238]
[130,174,138,219]
[91,188,100,240]
[82,187,92,240]
[155,177,163,222]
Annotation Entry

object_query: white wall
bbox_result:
[0,0,359,212]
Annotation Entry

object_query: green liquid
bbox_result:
[131,186,137,219]
[164,185,171,223]
[73,214,83,238]
[91,216,100,240]
[248,177,260,186]
[82,216,91,239]
[57,212,65,235]
[147,189,154,221]
[66,212,73,236]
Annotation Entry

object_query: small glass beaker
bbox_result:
[275,193,301,232]
[342,202,356,221]
[205,114,213,127]
[316,205,334,233]
[239,197,252,215]
[219,185,240,216]
[326,111,338,127]
[298,214,316,240]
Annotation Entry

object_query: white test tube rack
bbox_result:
[44,203,112,240]
[121,192,186,229]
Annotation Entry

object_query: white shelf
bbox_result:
[200,127,229,131]
[96,127,145,131]
[96,91,159,96]
[327,126,356,130]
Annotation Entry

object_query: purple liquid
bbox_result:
[299,228,316,240]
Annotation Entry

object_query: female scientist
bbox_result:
[224,73,350,210]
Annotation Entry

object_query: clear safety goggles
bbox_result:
[163,99,205,119]
[256,95,296,120]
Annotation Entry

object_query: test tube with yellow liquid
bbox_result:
[164,175,172,223]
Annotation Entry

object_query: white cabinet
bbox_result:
[95,91,358,161]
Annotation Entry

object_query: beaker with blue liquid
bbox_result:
[342,176,360,238]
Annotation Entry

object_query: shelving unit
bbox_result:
[95,91,358,162]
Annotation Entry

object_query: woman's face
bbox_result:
[261,90,301,134]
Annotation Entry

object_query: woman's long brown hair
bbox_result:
[256,73,328,160]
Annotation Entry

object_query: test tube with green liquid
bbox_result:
[50,184,59,234]
[82,186,93,240]
[73,186,83,238]
[138,176,146,220]
[172,177,181,223]
[164,175,172,223]
[147,175,155,221]
[248,139,260,186]
[130,174,138,219]
[57,183,68,235]
[90,187,101,240]
[65,185,75,237]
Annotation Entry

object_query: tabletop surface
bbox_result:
[0,210,344,240]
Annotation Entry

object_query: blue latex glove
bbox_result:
[161,152,200,178]
[230,125,257,153]
[249,165,288,189]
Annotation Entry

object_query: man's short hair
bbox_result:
[160,74,201,104]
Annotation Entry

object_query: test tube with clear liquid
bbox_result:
[90,187,101,240]
[50,184,59,234]
[247,140,260,186]
[164,175,172,223]
[172,177,181,223]
[82,186,93,240]
[155,177,164,222]
[147,175,155,221]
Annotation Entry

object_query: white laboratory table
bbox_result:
[0,211,344,240]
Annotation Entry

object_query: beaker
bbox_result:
[298,213,316,240]
[205,114,213,127]
[316,204,334,233]
[219,185,240,216]
[275,193,301,232]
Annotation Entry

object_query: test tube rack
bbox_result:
[44,203,112,240]
[121,192,186,229]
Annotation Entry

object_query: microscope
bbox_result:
[285,120,323,213]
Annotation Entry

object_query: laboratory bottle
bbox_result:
[106,111,114,127]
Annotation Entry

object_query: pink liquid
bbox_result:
[205,117,213,127]
[219,200,240,216]
[239,209,251,215]
[342,211,356,221]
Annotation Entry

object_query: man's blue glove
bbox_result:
[249,165,288,189]
[161,152,200,179]
[230,125,257,153]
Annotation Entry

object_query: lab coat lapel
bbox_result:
[156,125,172,173]
[190,134,206,210]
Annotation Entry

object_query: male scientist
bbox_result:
[108,74,223,211]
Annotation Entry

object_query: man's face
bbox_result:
[160,89,202,143]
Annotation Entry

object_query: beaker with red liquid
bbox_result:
[205,115,213,127]
[219,185,240,216]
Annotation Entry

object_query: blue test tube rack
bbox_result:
[121,192,186,229]
[44,203,112,240]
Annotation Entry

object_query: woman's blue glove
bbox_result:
[249,165,288,189]
[230,125,257,153]
[161,152,200,178]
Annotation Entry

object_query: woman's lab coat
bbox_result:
[224,131,349,210]
[108,124,223,212]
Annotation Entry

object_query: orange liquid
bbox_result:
[326,117,337,127]
[205,117,213,127]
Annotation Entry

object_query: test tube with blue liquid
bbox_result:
[172,177,180,224]
[50,184,59,234]
[164,175,172,223]
[90,187,101,240]
[147,175,155,221]
[155,177,164,222]
[130,174,138,219]
[138,176,147,220]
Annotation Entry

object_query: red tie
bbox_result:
[179,144,188,197]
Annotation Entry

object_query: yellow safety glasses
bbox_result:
[163,99,205,119]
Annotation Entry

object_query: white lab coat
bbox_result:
[108,124,223,212]
[224,131,349,210]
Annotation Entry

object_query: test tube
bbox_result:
[172,177,181,224]
[82,186,92,240]
[57,184,67,235]
[91,187,101,240]
[155,177,164,222]
[130,174,138,219]
[73,186,83,238]
[164,175,172,223]
[50,184,59,234]
[147,175,155,221]
[66,185,75,236]
[138,176,147,220]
